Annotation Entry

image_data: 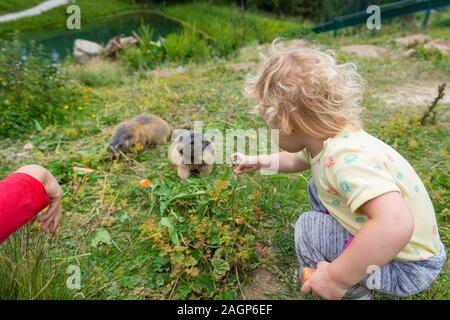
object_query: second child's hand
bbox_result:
[16,165,63,233]
[230,153,260,174]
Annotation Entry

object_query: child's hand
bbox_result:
[230,153,260,174]
[301,261,348,300]
[16,165,63,233]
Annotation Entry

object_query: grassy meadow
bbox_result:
[0,2,449,300]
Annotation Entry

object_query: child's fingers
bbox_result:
[38,201,58,222]
[40,216,53,232]
[300,280,312,294]
[230,153,242,160]
[50,208,62,233]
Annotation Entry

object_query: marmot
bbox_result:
[111,113,172,159]
[168,130,215,180]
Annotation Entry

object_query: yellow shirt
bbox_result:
[299,130,441,262]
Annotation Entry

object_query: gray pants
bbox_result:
[294,179,447,297]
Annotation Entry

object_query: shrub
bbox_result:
[164,28,209,62]
[0,37,82,138]
[121,25,166,72]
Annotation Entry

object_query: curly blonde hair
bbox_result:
[246,42,363,138]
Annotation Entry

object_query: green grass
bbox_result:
[0,0,142,36]
[0,226,72,300]
[0,8,449,300]
[0,0,43,15]
[63,58,128,88]
[162,3,306,54]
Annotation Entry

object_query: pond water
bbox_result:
[23,11,181,62]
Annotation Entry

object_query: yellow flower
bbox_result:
[234,215,245,225]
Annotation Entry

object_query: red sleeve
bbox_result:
[0,173,49,244]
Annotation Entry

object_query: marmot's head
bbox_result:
[111,127,132,159]
[169,130,214,166]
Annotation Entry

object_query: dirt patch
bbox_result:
[374,81,450,108]
[147,66,186,79]
[238,39,309,60]
[395,34,432,48]
[424,39,450,55]
[340,44,389,59]
[226,62,256,72]
[240,267,288,300]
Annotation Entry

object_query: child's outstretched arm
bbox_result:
[0,165,63,244]
[231,152,310,174]
[301,191,414,299]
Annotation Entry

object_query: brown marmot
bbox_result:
[111,113,172,159]
[168,130,215,180]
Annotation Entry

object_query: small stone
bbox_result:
[73,39,103,64]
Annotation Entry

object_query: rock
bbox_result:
[147,66,186,79]
[395,34,431,48]
[340,45,388,59]
[73,39,103,64]
[424,39,450,55]
[104,35,138,58]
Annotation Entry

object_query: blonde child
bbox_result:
[231,45,446,299]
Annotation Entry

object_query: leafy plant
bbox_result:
[0,36,85,138]
[164,28,210,62]
[121,25,166,72]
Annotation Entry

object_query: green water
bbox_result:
[23,11,181,62]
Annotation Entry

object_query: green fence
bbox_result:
[313,0,450,33]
